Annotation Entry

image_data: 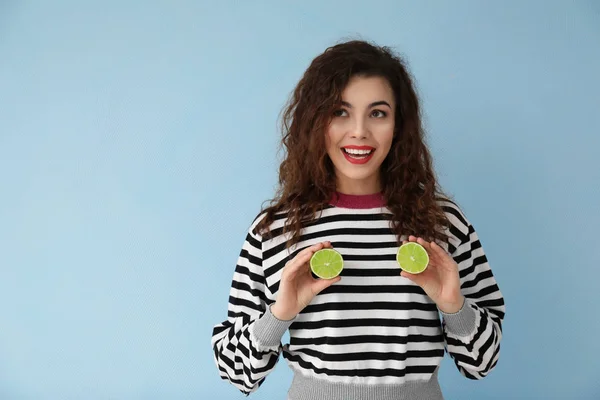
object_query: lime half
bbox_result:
[396,242,429,274]
[310,248,344,279]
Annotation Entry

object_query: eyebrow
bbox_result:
[341,100,392,109]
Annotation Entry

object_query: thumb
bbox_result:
[401,270,426,286]
[313,276,341,295]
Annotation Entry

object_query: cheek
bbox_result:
[325,126,343,150]
[324,131,336,159]
[383,133,395,150]
[374,126,395,152]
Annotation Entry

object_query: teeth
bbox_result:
[344,148,373,155]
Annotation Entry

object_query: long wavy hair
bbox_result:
[256,39,452,247]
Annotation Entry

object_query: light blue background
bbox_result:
[1,1,599,399]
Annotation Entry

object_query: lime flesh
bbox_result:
[396,242,429,274]
[310,248,344,279]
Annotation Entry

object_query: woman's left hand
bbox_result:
[400,236,465,314]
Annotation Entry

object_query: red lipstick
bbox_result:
[341,145,376,165]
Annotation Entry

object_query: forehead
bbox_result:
[341,76,394,103]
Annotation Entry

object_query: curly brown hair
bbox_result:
[256,39,452,247]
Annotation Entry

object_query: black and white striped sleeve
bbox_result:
[211,215,294,395]
[441,204,506,380]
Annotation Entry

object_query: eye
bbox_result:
[371,109,387,118]
[333,109,348,117]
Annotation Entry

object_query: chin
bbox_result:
[338,169,379,182]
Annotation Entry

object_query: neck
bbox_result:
[335,177,381,195]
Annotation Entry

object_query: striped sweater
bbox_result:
[211,193,505,399]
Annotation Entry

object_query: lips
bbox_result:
[341,145,375,165]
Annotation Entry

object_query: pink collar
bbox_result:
[329,191,386,209]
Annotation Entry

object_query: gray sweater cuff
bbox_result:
[441,298,478,336]
[250,305,296,349]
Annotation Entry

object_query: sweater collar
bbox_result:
[329,191,386,209]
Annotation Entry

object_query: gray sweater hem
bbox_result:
[286,367,444,400]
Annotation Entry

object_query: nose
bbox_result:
[349,116,369,139]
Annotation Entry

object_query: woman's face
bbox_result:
[325,75,396,195]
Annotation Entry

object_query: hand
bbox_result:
[271,241,341,321]
[400,236,464,314]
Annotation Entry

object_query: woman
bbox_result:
[211,39,505,399]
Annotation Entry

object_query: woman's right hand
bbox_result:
[270,241,341,321]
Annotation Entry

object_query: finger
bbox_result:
[297,241,331,258]
[284,252,313,276]
[429,241,455,268]
[416,237,433,254]
[400,268,435,288]
[312,275,341,294]
[290,243,325,267]
[430,240,449,257]
[415,237,428,245]
[284,241,330,275]
[282,258,311,282]
[401,270,427,286]
[408,235,418,242]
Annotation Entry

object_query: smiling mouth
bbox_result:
[341,147,376,164]
[342,148,374,158]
